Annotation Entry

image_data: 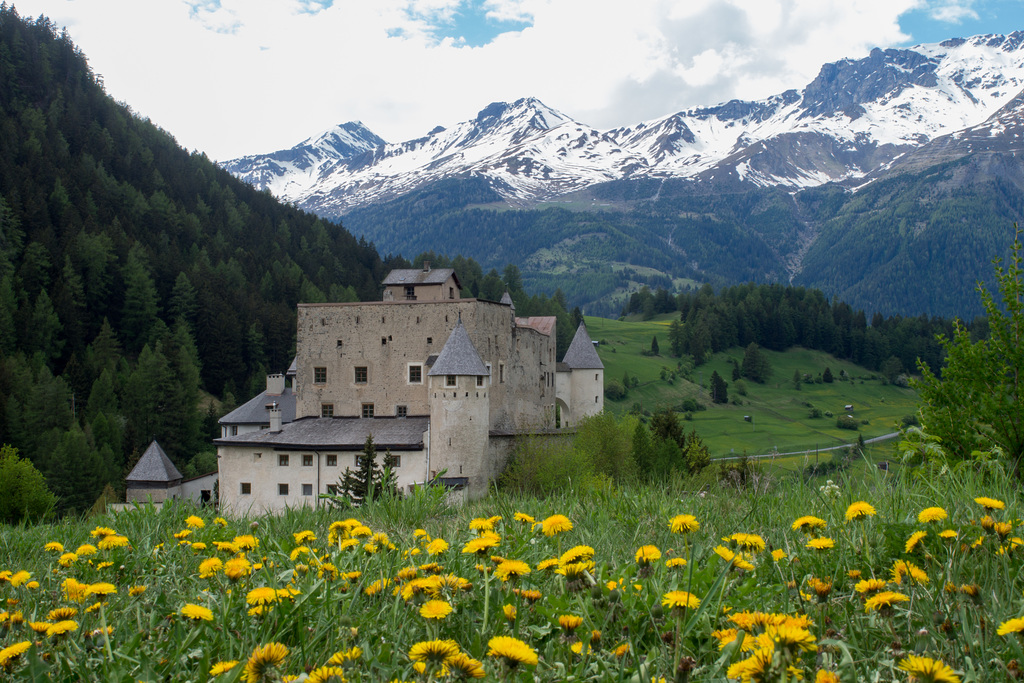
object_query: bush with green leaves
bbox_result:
[0,444,55,524]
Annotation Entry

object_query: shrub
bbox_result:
[808,407,823,419]
[604,380,627,401]
[901,414,920,427]
[836,414,859,430]
[0,444,55,524]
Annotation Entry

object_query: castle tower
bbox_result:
[427,317,491,497]
[556,322,604,428]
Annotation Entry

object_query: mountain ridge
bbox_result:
[224,31,1024,216]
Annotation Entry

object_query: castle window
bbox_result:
[321,403,334,417]
[314,367,327,384]
[361,403,375,418]
[278,454,289,467]
[240,482,251,495]
[231,425,238,436]
[302,454,313,467]
[405,285,416,300]
[302,484,313,496]
[381,337,387,345]
[427,337,433,344]
[355,367,367,384]
[446,375,457,387]
[337,339,343,348]
[408,365,422,384]
[499,363,505,383]
[477,375,484,387]
[387,455,402,468]
[278,483,289,496]
[595,373,599,381]
[396,405,408,418]
[326,454,337,467]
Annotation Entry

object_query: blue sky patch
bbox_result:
[898,0,1024,45]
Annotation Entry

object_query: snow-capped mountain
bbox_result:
[221,121,385,200]
[225,32,1024,217]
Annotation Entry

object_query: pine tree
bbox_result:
[710,370,728,404]
[823,366,834,383]
[650,336,659,355]
[336,434,397,506]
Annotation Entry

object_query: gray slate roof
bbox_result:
[126,441,182,483]
[562,323,604,369]
[219,386,296,426]
[383,268,460,288]
[214,416,429,451]
[428,320,489,376]
[500,291,515,309]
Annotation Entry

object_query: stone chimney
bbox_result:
[266,373,285,395]
[268,402,282,432]
[422,261,431,272]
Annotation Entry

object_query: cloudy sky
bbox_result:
[14,0,1024,161]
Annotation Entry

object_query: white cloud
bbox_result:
[17,0,935,160]
[928,1,979,23]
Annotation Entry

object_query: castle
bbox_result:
[214,264,604,514]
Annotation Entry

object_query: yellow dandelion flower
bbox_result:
[997,617,1024,635]
[487,636,538,667]
[419,600,453,620]
[855,578,888,594]
[558,614,583,631]
[845,501,877,521]
[940,529,958,540]
[293,530,316,545]
[0,641,31,669]
[514,512,535,524]
[494,559,531,582]
[90,526,117,538]
[447,652,486,679]
[729,533,766,552]
[536,558,559,572]
[247,587,278,606]
[128,585,147,596]
[224,557,252,581]
[462,536,500,555]
[98,535,130,551]
[47,607,78,621]
[975,497,1005,511]
[76,543,97,556]
[635,545,661,564]
[199,557,223,578]
[897,655,960,683]
[669,514,699,534]
[44,541,64,553]
[865,591,910,612]
[792,515,828,532]
[806,537,835,551]
[559,545,595,565]
[46,620,78,637]
[666,557,688,568]
[540,514,572,536]
[234,535,259,550]
[905,530,928,553]
[515,588,542,602]
[816,671,841,683]
[891,560,929,585]
[306,665,347,683]
[62,577,88,603]
[244,642,288,682]
[210,660,239,676]
[771,549,787,562]
[327,646,362,664]
[8,571,30,587]
[58,552,77,568]
[918,507,948,524]
[181,604,214,621]
[662,591,700,611]
[503,604,517,622]
[186,515,205,529]
[86,582,117,599]
[726,647,774,682]
[409,639,460,664]
[28,621,52,634]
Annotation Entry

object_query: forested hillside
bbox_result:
[342,155,1024,319]
[0,7,398,512]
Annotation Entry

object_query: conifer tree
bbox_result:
[710,370,729,404]
[337,434,397,505]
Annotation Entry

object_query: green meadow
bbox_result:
[586,316,919,459]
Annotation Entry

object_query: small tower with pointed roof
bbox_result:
[427,317,491,496]
[125,441,183,503]
[555,322,605,428]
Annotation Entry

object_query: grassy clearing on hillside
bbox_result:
[586,316,919,457]
[1,460,1022,681]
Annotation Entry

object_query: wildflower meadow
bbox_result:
[1,461,1023,682]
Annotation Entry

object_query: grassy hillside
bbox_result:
[587,315,919,457]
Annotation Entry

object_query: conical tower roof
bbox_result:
[428,318,489,376]
[126,441,182,483]
[562,322,604,369]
